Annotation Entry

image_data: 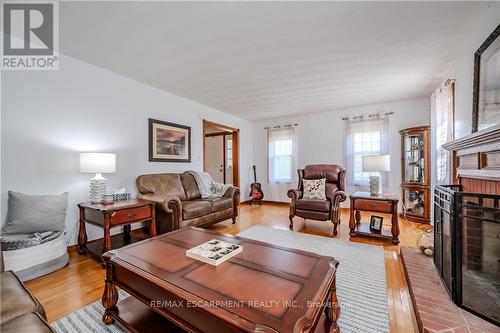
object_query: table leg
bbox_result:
[123,224,131,242]
[391,208,400,245]
[324,275,340,333]
[102,255,118,325]
[150,205,157,237]
[349,198,356,235]
[102,213,112,255]
[78,207,87,255]
[355,210,361,224]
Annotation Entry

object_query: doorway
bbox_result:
[203,120,239,187]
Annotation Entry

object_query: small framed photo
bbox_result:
[370,215,384,233]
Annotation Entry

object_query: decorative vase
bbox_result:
[417,230,434,256]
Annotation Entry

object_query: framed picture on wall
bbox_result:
[149,118,191,162]
[472,24,500,132]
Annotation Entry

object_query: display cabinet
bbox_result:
[400,126,430,223]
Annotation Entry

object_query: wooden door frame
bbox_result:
[203,120,240,187]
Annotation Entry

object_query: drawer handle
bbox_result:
[128,213,137,219]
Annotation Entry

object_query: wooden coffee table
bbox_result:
[102,227,340,333]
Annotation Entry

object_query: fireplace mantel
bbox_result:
[443,124,500,180]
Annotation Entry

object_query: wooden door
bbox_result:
[205,136,224,183]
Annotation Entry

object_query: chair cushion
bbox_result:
[303,164,342,183]
[182,200,211,220]
[181,173,201,200]
[1,313,54,333]
[1,271,41,324]
[295,199,330,212]
[325,184,339,199]
[207,197,232,212]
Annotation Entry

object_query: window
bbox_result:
[226,137,232,167]
[345,117,389,186]
[268,127,296,183]
[433,81,454,185]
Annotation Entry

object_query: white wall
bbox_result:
[253,98,430,205]
[1,55,254,245]
[435,2,500,139]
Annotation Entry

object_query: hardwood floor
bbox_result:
[25,203,431,332]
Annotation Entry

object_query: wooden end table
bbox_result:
[77,199,156,262]
[348,191,400,245]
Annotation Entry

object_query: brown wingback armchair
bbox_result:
[287,164,347,235]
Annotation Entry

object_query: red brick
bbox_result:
[401,248,499,333]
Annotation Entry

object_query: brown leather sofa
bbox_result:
[137,172,240,234]
[0,250,54,333]
[287,164,347,235]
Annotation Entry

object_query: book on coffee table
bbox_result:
[186,239,242,266]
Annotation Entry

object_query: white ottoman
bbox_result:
[2,232,68,281]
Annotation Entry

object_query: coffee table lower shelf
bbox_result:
[109,296,338,333]
[108,296,185,333]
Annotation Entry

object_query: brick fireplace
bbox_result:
[434,124,500,327]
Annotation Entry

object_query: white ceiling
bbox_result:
[60,1,485,120]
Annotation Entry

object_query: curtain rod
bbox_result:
[342,112,394,121]
[264,123,298,129]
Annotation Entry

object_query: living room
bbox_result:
[1,1,499,333]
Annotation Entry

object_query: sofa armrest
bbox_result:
[224,186,240,200]
[287,189,303,202]
[137,194,182,214]
[224,186,240,217]
[330,190,347,205]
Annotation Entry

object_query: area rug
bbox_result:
[238,225,389,333]
[52,225,389,333]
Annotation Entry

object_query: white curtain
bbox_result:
[344,116,390,188]
[268,127,297,183]
[433,81,454,185]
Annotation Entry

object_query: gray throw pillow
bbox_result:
[3,191,68,234]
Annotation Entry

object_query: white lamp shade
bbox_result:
[80,153,116,174]
[362,155,390,172]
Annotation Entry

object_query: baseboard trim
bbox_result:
[240,200,289,206]
[67,244,79,252]
[241,201,351,213]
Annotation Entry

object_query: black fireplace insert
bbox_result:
[434,185,500,327]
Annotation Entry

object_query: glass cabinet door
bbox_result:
[403,132,425,184]
[403,188,426,217]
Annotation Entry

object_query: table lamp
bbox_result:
[362,155,390,195]
[80,153,116,203]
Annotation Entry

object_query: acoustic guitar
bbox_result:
[249,165,264,205]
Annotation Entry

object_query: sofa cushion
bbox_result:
[180,173,201,200]
[0,271,40,324]
[1,313,54,333]
[3,192,68,234]
[295,199,330,212]
[182,200,212,220]
[207,197,232,212]
[136,174,187,200]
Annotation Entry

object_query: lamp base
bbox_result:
[89,173,108,203]
[369,176,382,195]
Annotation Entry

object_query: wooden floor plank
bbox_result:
[25,203,429,332]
